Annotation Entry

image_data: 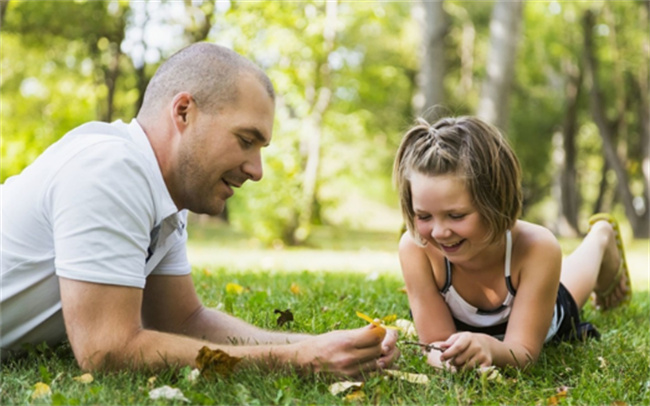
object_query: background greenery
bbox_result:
[2,0,649,244]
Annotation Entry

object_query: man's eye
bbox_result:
[239,137,253,148]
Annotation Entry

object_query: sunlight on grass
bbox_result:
[187,223,649,290]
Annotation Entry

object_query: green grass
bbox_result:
[2,223,648,405]
[2,268,649,405]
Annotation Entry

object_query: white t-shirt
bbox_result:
[1,119,192,358]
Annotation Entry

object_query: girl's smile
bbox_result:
[410,172,490,262]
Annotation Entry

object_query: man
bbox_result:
[1,42,398,376]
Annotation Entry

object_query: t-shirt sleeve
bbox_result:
[46,140,155,289]
[149,211,192,277]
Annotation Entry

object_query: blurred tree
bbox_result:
[1,0,132,181]
[0,0,8,27]
[221,1,416,245]
[416,0,449,112]
[583,7,649,238]
[477,0,524,131]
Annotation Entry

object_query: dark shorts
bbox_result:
[552,283,600,342]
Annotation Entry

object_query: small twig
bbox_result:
[402,341,445,352]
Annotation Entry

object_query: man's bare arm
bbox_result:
[141,274,311,345]
[59,276,395,376]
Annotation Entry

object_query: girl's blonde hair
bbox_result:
[393,116,522,245]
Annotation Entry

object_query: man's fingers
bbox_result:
[353,325,385,349]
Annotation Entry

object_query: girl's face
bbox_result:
[410,172,491,261]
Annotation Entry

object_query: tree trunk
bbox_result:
[637,1,650,235]
[418,0,448,113]
[557,59,582,236]
[477,0,524,131]
[583,9,648,238]
[0,0,9,29]
[294,0,337,244]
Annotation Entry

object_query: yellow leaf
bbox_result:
[226,282,244,295]
[290,283,301,295]
[31,382,51,400]
[147,376,157,388]
[356,311,400,330]
[547,386,569,406]
[344,389,366,402]
[73,373,94,384]
[382,314,397,324]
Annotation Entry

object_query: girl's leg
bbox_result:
[560,220,628,309]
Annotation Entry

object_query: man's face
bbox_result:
[173,73,275,215]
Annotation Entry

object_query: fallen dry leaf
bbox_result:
[477,366,504,383]
[274,309,294,326]
[186,368,200,383]
[31,382,51,400]
[395,319,417,338]
[196,346,242,379]
[73,373,94,384]
[149,385,189,402]
[226,282,244,295]
[384,369,429,385]
[328,381,364,396]
[547,386,569,406]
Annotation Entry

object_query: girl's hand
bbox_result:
[439,332,493,370]
[425,342,456,372]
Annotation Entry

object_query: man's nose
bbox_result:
[243,151,263,182]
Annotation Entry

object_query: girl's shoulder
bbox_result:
[513,220,560,246]
[512,220,562,264]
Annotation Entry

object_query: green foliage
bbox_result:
[1,0,647,240]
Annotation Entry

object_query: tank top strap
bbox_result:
[505,230,517,295]
[441,257,453,293]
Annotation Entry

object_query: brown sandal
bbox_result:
[588,214,632,310]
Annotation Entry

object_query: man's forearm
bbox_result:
[80,327,304,372]
[177,306,312,345]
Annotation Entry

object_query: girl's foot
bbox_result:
[589,214,632,310]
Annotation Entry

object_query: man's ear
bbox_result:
[171,92,194,132]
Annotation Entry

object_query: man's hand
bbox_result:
[294,324,396,377]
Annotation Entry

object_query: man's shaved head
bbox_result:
[138,42,274,119]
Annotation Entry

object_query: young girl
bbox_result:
[393,116,632,370]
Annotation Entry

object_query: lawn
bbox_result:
[1,224,648,405]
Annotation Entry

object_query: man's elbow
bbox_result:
[70,330,143,371]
